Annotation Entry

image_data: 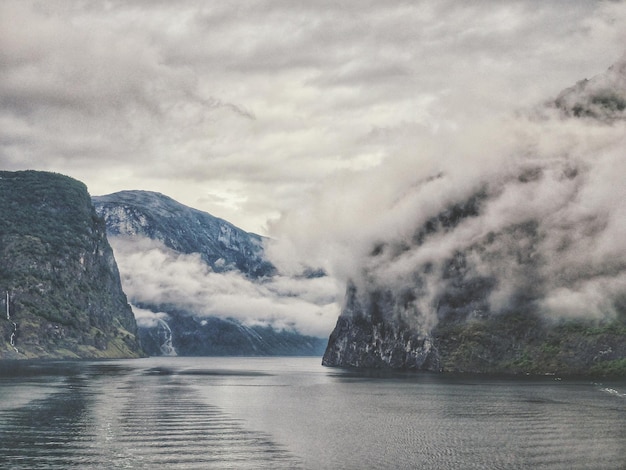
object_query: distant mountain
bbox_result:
[93,190,274,278]
[323,58,626,376]
[93,190,327,356]
[0,171,143,359]
[136,307,326,357]
[554,58,626,121]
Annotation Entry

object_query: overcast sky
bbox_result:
[2,0,625,235]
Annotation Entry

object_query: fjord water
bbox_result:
[0,357,624,469]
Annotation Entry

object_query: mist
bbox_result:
[110,237,340,337]
[267,57,626,330]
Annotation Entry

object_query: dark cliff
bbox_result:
[323,59,626,376]
[323,223,626,376]
[0,171,143,359]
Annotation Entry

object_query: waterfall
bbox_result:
[10,322,18,353]
[5,292,18,354]
[158,319,177,356]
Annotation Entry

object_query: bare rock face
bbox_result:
[0,171,143,359]
[93,190,274,278]
[323,285,440,370]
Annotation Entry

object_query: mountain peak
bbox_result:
[554,54,626,121]
[93,190,274,278]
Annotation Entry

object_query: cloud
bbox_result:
[267,69,626,327]
[110,237,339,337]
[132,305,171,329]
[2,1,626,234]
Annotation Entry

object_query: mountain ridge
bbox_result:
[93,190,274,278]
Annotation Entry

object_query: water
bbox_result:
[0,357,625,469]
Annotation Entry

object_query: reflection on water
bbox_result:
[0,357,625,469]
[0,360,300,469]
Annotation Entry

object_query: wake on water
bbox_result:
[599,387,626,398]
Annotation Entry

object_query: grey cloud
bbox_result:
[110,237,340,337]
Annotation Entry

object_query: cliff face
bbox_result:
[323,238,626,376]
[323,59,626,376]
[0,171,143,359]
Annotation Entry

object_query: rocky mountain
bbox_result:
[0,171,143,359]
[93,190,274,278]
[93,190,327,356]
[323,59,626,376]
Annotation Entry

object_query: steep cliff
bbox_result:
[0,171,143,359]
[323,59,626,376]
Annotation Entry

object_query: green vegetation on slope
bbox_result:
[0,171,142,359]
[434,312,626,377]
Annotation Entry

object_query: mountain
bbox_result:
[93,190,274,278]
[554,58,626,122]
[136,307,326,357]
[93,190,327,356]
[0,171,143,359]
[323,59,626,376]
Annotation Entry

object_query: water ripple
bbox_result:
[0,369,301,469]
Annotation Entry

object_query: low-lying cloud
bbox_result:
[132,305,171,330]
[110,237,340,337]
[267,60,626,329]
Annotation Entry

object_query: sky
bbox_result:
[2,1,626,337]
[2,0,625,235]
